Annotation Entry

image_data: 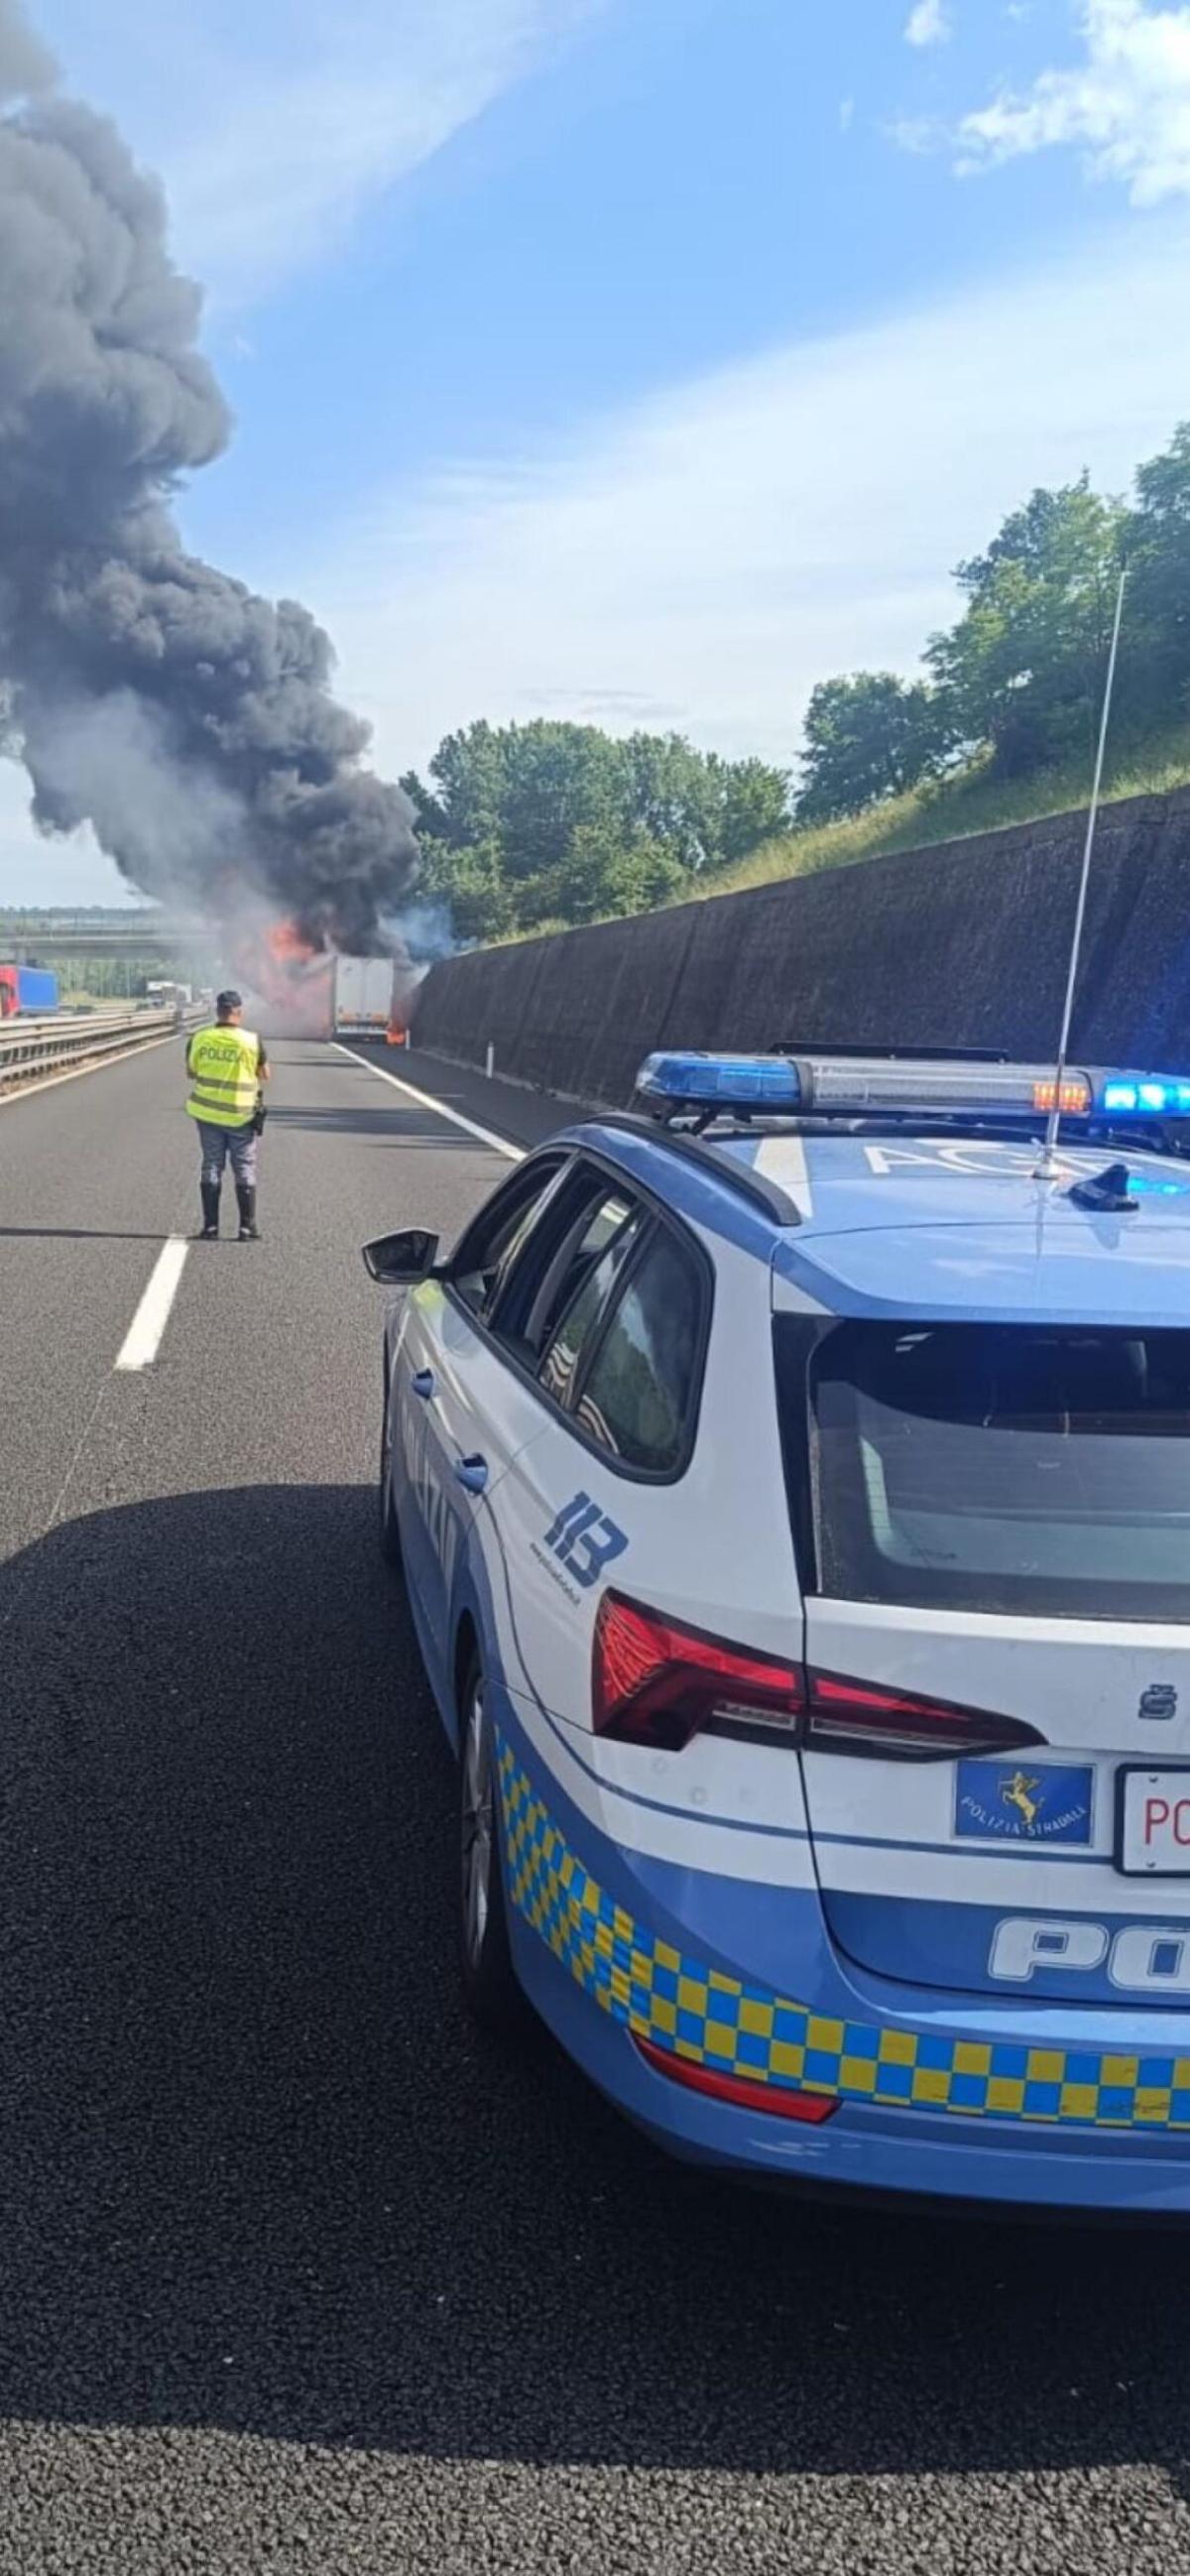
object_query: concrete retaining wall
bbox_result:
[412,786,1190,1106]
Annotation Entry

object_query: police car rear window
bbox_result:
[807,1321,1190,1621]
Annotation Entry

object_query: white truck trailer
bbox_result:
[333,957,395,1036]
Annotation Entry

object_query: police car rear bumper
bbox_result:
[622,2054,1190,2212]
[497,1717,1190,2215]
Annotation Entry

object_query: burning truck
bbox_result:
[227,920,417,1047]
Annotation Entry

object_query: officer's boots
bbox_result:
[236,1182,261,1242]
[198,1182,220,1240]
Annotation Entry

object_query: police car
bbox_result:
[364,1047,1190,2212]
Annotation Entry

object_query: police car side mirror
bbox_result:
[362,1228,440,1285]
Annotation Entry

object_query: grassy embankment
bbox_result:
[503,722,1190,946]
[694,722,1190,905]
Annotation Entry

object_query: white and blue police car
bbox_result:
[364,1047,1190,2212]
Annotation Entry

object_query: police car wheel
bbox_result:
[379,1379,403,1569]
[458,1656,522,2034]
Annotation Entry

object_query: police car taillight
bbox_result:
[805,1673,1044,1762]
[593,1593,803,1752]
[592,1595,1043,1762]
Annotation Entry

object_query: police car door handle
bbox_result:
[454,1454,489,1495]
[411,1370,435,1399]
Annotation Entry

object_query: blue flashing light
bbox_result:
[1099,1072,1190,1118]
[637,1051,802,1110]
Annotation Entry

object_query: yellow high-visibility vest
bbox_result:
[185,1025,262,1129]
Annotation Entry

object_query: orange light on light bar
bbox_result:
[1032,1076,1092,1116]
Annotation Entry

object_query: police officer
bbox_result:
[185,989,271,1241]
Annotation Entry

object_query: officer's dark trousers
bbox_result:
[195,1121,259,1187]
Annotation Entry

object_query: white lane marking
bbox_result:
[114,1236,189,1373]
[0,1031,182,1113]
[331,1043,525,1162]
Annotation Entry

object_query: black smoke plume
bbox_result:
[0,0,418,955]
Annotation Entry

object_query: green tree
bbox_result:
[497,722,626,879]
[1122,422,1190,720]
[709,754,790,863]
[928,476,1126,776]
[796,673,947,822]
[619,736,789,868]
[414,721,508,848]
[397,769,451,842]
[416,836,515,943]
[550,824,686,925]
[621,732,717,867]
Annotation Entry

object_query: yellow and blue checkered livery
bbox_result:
[499,1740,1190,2134]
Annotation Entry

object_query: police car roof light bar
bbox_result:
[636,1049,1092,1123]
[634,1047,1190,1134]
[1035,566,1127,1180]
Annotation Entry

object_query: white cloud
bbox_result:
[887,113,940,153]
[293,215,1190,780]
[106,0,605,306]
[959,0,1190,201]
[905,0,952,44]
[839,93,856,130]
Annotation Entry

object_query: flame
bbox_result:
[223,910,335,1038]
[266,919,319,968]
[209,887,417,1044]
[387,949,422,1046]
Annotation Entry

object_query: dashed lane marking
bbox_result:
[114,1235,189,1372]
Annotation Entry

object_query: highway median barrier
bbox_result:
[0,1005,203,1102]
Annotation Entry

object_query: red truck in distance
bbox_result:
[0,964,60,1019]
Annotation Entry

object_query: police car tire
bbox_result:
[458,1653,523,2036]
[379,1378,403,1570]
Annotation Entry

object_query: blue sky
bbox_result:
[5,0,1190,901]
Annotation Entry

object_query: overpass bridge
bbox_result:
[0,914,218,968]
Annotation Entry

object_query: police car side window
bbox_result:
[536,1199,646,1410]
[513,1176,638,1348]
[574,1228,704,1475]
[450,1157,566,1321]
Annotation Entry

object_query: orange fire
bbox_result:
[214,894,415,1045]
[266,919,319,968]
[224,912,335,1039]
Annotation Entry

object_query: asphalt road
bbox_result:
[2,1035,1190,2575]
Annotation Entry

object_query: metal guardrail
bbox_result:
[0,1005,204,1096]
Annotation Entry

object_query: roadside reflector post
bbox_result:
[486,1042,495,1080]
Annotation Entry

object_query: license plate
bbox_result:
[1117,1769,1190,1875]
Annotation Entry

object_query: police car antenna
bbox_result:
[1034,566,1127,1180]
